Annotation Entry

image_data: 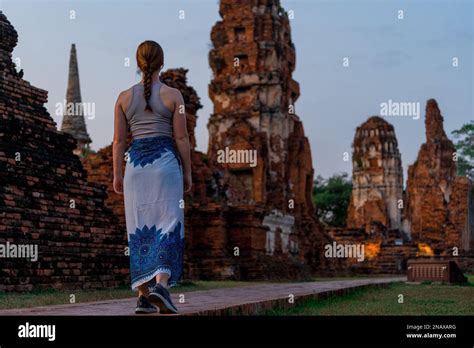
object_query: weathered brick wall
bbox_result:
[446,177,474,252]
[329,227,418,274]
[0,11,129,291]
[208,0,302,209]
[404,99,472,254]
[81,144,128,229]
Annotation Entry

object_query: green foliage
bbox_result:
[452,121,474,179]
[312,173,352,227]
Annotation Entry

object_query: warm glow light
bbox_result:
[365,243,381,259]
[417,243,434,256]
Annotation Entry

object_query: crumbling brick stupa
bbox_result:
[403,99,474,254]
[204,0,334,278]
[346,116,404,232]
[0,11,129,291]
[332,99,473,274]
[208,0,307,210]
[332,116,416,274]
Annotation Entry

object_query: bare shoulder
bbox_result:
[161,83,183,98]
[160,83,183,111]
[117,86,133,112]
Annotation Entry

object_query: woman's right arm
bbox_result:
[113,92,128,194]
[172,89,192,193]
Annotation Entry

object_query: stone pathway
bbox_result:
[0,277,405,316]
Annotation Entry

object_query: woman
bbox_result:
[112,40,192,314]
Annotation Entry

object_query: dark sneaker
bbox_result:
[135,295,158,314]
[148,284,178,314]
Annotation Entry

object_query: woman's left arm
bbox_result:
[112,92,128,194]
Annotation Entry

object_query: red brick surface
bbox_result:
[404,99,473,254]
[0,11,129,292]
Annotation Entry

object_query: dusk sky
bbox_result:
[2,0,472,179]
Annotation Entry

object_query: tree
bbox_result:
[312,173,352,227]
[452,121,474,179]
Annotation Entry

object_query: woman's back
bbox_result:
[113,40,191,306]
[124,80,173,139]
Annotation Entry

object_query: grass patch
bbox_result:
[0,280,261,310]
[265,275,474,316]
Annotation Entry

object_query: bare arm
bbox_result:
[172,89,192,192]
[112,92,128,194]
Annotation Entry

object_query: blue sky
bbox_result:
[2,0,472,179]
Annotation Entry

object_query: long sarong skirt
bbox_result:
[123,136,184,289]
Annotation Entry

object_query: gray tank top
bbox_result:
[125,81,173,139]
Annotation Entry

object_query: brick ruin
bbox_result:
[333,99,474,274]
[202,0,332,278]
[404,99,474,253]
[2,0,471,292]
[332,116,415,274]
[0,11,128,291]
[346,116,404,232]
[208,0,307,210]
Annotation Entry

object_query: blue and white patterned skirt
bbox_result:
[123,135,184,290]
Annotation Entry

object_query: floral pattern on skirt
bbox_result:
[124,136,184,289]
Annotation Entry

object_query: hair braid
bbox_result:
[143,66,152,112]
[136,40,165,112]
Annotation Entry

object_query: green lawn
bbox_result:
[0,280,261,310]
[264,275,474,315]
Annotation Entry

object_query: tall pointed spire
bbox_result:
[61,43,91,156]
[425,98,447,142]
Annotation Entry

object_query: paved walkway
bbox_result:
[0,277,405,316]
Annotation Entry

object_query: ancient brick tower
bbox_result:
[60,43,92,157]
[347,116,404,232]
[205,0,332,276]
[208,0,314,218]
[0,11,128,291]
[404,99,473,253]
